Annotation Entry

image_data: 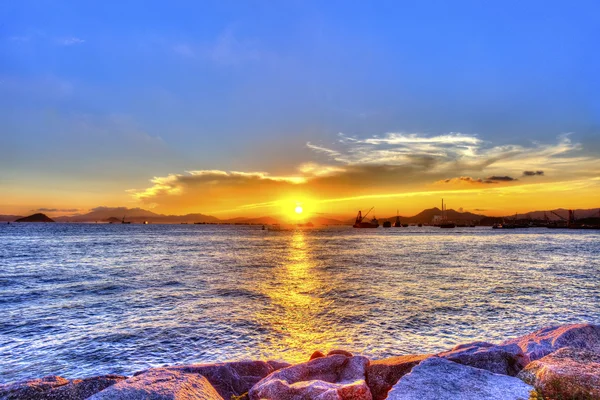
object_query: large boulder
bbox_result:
[366,354,430,400]
[159,360,287,399]
[88,369,223,400]
[0,375,126,400]
[502,323,600,363]
[249,354,372,400]
[438,341,526,376]
[518,347,600,399]
[386,357,533,400]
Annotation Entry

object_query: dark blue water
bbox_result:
[1,224,599,383]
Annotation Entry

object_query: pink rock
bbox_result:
[0,376,69,400]
[249,354,372,400]
[438,341,526,376]
[517,347,600,399]
[0,375,126,400]
[502,323,600,363]
[88,369,223,399]
[327,350,353,357]
[158,360,281,399]
[366,354,430,400]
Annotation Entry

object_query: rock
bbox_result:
[266,360,291,371]
[366,354,430,400]
[88,369,223,400]
[438,341,526,376]
[327,349,353,357]
[160,361,279,400]
[310,351,326,360]
[517,347,600,399]
[0,376,69,400]
[502,323,600,363]
[0,375,126,400]
[387,357,533,400]
[249,354,372,400]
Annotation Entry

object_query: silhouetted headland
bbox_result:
[14,213,55,223]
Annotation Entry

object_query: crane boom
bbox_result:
[550,211,567,221]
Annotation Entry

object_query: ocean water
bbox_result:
[0,223,599,383]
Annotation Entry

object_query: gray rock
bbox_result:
[0,375,126,400]
[88,369,223,400]
[366,354,430,400]
[249,354,372,400]
[387,357,533,400]
[502,323,600,363]
[438,341,526,376]
[517,347,600,399]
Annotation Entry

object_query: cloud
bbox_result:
[130,132,600,215]
[172,28,266,65]
[523,170,544,176]
[486,176,517,182]
[173,43,195,57]
[438,176,497,184]
[59,37,85,46]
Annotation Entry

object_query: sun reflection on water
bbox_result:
[255,229,338,362]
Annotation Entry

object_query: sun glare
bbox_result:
[295,206,303,214]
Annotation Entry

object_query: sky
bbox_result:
[1,0,599,219]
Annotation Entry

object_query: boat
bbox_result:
[121,216,131,224]
[383,221,392,228]
[353,208,379,228]
[417,223,422,227]
[439,199,456,228]
[393,210,402,227]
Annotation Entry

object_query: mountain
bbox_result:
[15,213,55,223]
[54,207,220,224]
[506,208,600,221]
[374,208,485,225]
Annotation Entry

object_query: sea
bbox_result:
[1,223,599,383]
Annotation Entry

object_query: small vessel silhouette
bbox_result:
[394,210,402,227]
[121,216,131,224]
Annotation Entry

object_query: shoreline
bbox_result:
[2,323,599,400]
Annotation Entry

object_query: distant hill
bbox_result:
[507,208,600,221]
[374,208,485,225]
[15,213,55,223]
[54,207,220,224]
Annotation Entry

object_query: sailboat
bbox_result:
[439,199,456,228]
[353,207,379,228]
[121,216,132,224]
[394,210,402,227]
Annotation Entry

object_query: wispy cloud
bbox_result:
[523,170,544,176]
[59,37,85,46]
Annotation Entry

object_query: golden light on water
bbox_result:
[255,229,338,362]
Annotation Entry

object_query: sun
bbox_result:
[295,205,303,214]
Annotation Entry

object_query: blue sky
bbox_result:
[1,0,599,215]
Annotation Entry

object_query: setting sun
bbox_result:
[295,206,303,214]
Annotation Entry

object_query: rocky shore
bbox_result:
[2,323,599,400]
